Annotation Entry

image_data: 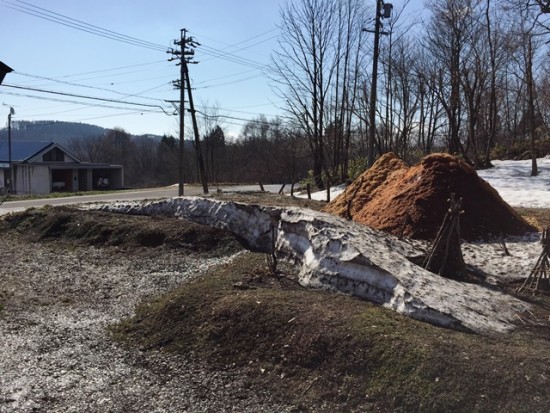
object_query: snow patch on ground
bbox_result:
[476,157,550,208]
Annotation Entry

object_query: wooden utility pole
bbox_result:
[168,31,188,196]
[365,1,392,168]
[181,31,209,195]
[7,107,14,193]
[177,30,186,196]
[169,29,208,195]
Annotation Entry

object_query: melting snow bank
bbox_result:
[85,197,532,335]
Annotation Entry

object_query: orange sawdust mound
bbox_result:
[323,153,536,241]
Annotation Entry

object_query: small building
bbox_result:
[0,141,123,195]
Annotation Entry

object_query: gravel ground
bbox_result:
[0,233,295,413]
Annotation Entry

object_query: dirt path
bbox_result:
[0,233,294,412]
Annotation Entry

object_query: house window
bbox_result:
[43,148,65,162]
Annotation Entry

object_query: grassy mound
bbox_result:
[1,206,242,255]
[113,253,550,413]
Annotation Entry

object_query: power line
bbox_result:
[0,91,165,113]
[3,0,272,72]
[196,104,281,118]
[198,36,277,66]
[196,111,284,125]
[189,27,278,50]
[1,0,167,51]
[193,68,261,86]
[199,46,267,70]
[56,60,169,79]
[2,84,171,113]
[14,83,170,117]
[14,72,170,103]
[12,61,168,85]
[195,73,265,89]
[189,27,278,61]
[3,110,158,127]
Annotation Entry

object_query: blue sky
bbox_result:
[0,0,424,138]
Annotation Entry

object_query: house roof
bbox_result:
[0,141,75,163]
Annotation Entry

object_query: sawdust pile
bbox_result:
[323,153,536,240]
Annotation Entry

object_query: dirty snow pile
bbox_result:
[89,197,529,335]
[85,157,549,335]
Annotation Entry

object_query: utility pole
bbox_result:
[182,33,209,195]
[168,31,187,196]
[7,107,14,193]
[169,29,208,195]
[365,0,392,168]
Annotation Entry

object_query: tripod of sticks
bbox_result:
[422,194,467,281]
[517,227,550,294]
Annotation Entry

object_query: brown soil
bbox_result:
[324,153,537,241]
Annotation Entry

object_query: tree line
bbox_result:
[67,123,312,188]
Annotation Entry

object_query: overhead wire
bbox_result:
[56,60,169,79]
[3,0,275,80]
[1,0,167,51]
[1,0,286,129]
[1,91,165,113]
[199,46,267,70]
[3,0,274,69]
[14,72,170,103]
[196,111,284,125]
[2,84,171,113]
[196,103,282,118]
[194,74,265,89]
[193,68,261,86]
[190,27,278,49]
[189,27,278,61]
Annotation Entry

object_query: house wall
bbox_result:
[16,165,51,195]
[12,164,123,195]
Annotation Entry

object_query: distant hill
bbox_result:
[0,120,164,145]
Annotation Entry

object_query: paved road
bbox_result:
[0,184,287,215]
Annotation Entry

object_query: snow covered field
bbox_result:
[476,157,550,208]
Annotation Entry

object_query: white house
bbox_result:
[0,141,123,195]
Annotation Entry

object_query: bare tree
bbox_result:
[328,0,366,181]
[271,0,341,189]
[425,0,483,159]
[505,0,548,175]
[68,136,103,163]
